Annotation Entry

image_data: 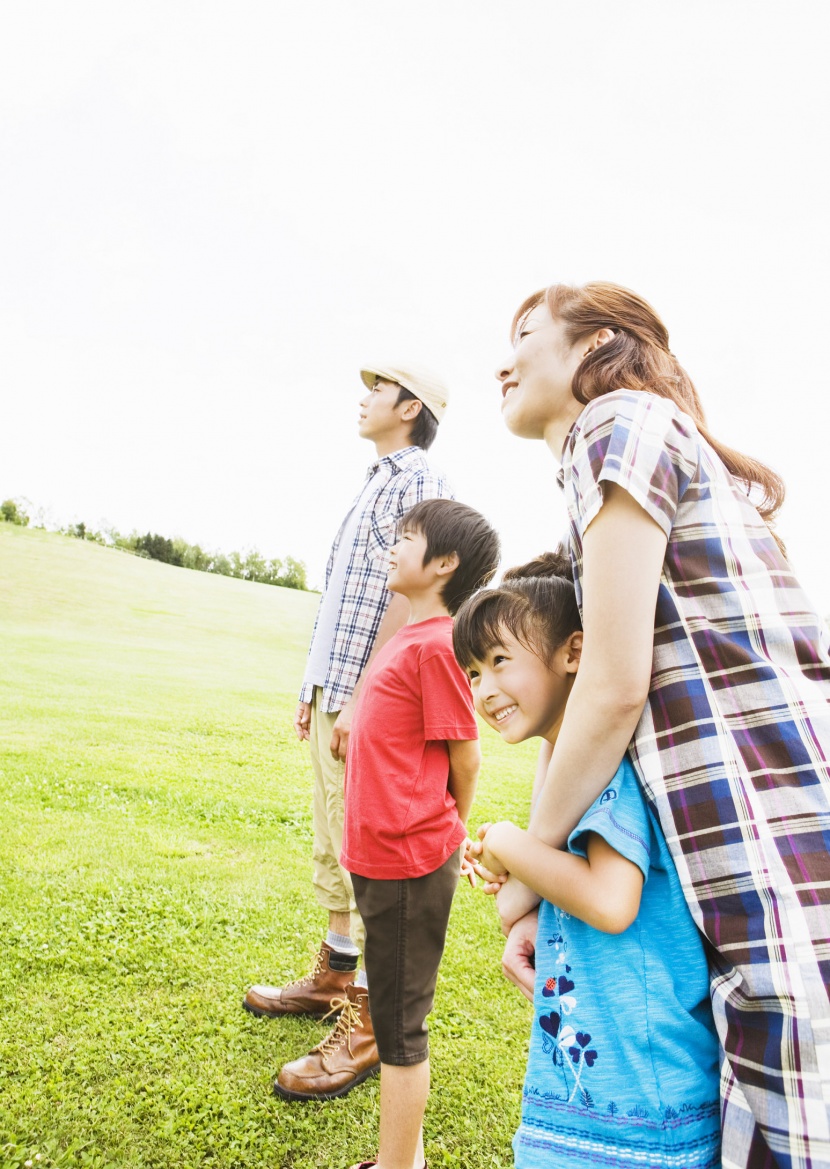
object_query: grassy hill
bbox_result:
[0,525,536,1169]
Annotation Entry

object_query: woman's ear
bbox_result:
[582,327,616,358]
[563,630,583,672]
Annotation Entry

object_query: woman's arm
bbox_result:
[528,484,667,848]
[482,822,643,934]
[532,739,554,807]
[494,485,665,933]
[501,908,539,1002]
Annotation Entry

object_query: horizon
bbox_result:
[2,1,829,608]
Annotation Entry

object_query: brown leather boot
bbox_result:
[274,983,380,1100]
[242,942,357,1018]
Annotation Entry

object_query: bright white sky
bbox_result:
[2,1,829,608]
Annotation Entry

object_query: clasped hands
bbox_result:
[463,822,510,893]
[464,823,541,941]
[464,823,539,1002]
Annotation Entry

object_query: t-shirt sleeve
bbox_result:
[567,758,651,881]
[419,649,479,741]
[568,390,700,539]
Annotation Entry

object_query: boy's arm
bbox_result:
[480,822,643,935]
[447,739,481,827]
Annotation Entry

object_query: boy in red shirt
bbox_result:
[344,498,499,1169]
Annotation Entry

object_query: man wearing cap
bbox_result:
[244,363,452,1101]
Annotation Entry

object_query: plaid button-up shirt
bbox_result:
[299,446,452,713]
[560,390,830,1169]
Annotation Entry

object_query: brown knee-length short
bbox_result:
[351,847,461,1066]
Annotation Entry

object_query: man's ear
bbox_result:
[398,397,423,421]
[562,630,582,672]
[435,550,460,578]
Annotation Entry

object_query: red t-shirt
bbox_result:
[340,616,478,880]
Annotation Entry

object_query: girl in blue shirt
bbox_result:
[453,553,721,1169]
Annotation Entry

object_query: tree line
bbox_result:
[1,498,309,591]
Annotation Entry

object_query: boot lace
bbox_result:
[279,947,325,992]
[317,996,364,1057]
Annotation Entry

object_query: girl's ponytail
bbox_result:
[453,552,580,670]
[502,549,572,584]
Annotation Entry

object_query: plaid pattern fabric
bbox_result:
[559,390,830,1169]
[299,446,452,713]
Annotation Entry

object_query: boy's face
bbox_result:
[386,526,432,597]
[466,631,572,745]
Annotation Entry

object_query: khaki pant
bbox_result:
[309,689,365,949]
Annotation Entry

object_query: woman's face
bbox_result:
[496,298,586,443]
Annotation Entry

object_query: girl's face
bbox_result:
[466,629,579,745]
[496,299,586,444]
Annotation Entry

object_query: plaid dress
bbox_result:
[559,390,830,1169]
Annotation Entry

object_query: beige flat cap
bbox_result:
[360,362,450,422]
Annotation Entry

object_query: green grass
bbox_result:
[0,525,537,1169]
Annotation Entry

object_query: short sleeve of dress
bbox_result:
[568,757,652,882]
[565,390,700,539]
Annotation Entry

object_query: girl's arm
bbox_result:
[482,821,644,935]
[472,747,550,900]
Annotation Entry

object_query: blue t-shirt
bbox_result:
[514,758,721,1169]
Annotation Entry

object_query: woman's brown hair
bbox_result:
[512,282,785,538]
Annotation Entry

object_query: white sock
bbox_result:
[354,967,369,990]
[326,929,360,957]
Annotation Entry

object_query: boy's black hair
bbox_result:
[452,550,581,669]
[400,498,500,615]
[395,386,439,450]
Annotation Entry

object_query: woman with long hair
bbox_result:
[493,281,830,1169]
